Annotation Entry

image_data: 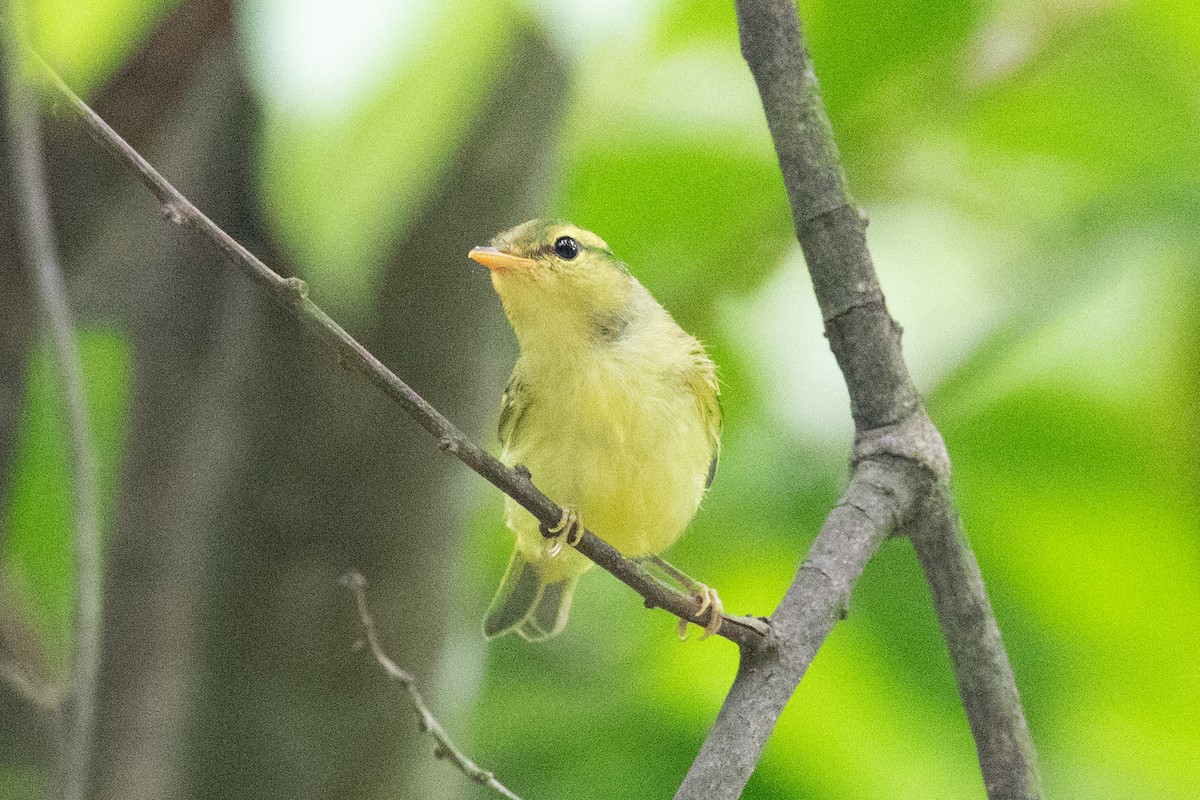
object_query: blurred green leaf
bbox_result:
[1139,0,1200,63]
[26,0,180,95]
[801,0,985,179]
[257,0,519,312]
[553,4,791,312]
[2,330,130,677]
[0,770,40,800]
[966,10,1200,208]
[752,620,982,799]
[562,139,792,309]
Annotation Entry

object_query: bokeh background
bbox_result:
[1,0,1197,798]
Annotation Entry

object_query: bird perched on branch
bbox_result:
[468,219,722,642]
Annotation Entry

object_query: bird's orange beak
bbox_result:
[468,246,536,273]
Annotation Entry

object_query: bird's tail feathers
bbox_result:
[483,549,579,642]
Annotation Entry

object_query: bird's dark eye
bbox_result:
[553,236,580,260]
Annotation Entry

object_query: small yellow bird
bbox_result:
[468,219,722,641]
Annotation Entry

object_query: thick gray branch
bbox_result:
[675,1,1043,798]
[735,0,918,429]
[675,460,923,798]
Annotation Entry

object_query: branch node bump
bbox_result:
[283,276,309,300]
[159,201,185,225]
[437,434,460,453]
[853,410,951,482]
[339,570,366,590]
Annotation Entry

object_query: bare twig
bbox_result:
[32,54,768,649]
[340,572,523,800]
[908,498,1042,799]
[675,2,1042,799]
[0,655,61,713]
[2,27,103,800]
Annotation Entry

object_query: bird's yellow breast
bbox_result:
[502,329,713,572]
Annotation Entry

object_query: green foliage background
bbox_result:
[4,0,1197,798]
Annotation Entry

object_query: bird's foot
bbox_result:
[677,583,723,641]
[637,555,723,640]
[541,506,583,558]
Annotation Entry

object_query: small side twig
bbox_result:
[340,572,523,800]
[3,25,103,800]
[908,497,1042,799]
[0,655,61,714]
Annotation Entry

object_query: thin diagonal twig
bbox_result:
[2,26,103,800]
[340,572,523,800]
[31,52,768,649]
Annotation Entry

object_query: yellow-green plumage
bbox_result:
[471,220,720,641]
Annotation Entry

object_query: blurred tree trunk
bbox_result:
[43,2,272,798]
[0,37,58,784]
[187,21,568,800]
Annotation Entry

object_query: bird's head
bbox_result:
[469,219,634,341]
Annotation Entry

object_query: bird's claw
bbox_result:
[677,583,723,641]
[543,506,582,558]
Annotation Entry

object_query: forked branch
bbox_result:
[341,572,524,800]
[674,2,1042,799]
